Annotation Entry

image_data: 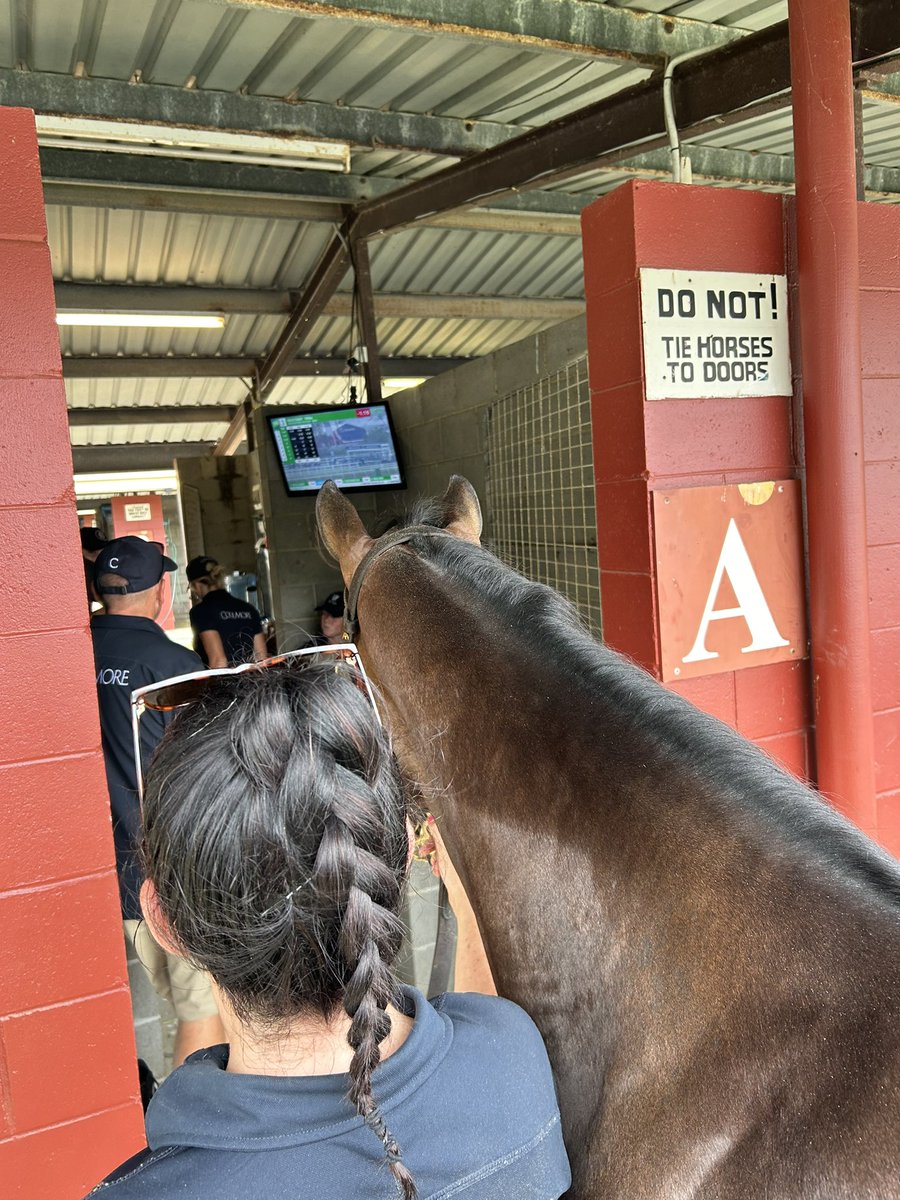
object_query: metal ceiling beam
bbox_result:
[4,69,518,158]
[252,21,792,396]
[67,405,235,427]
[43,177,348,223]
[257,229,352,395]
[207,0,745,64]
[62,356,468,378]
[350,239,383,404]
[622,145,900,199]
[213,399,253,457]
[72,443,214,472]
[54,283,583,322]
[349,21,794,240]
[39,149,584,232]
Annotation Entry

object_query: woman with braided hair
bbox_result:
[89,654,570,1199]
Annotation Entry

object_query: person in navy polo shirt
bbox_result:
[88,659,570,1200]
[186,556,266,667]
[92,537,225,1065]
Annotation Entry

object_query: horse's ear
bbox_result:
[441,475,483,544]
[316,481,373,583]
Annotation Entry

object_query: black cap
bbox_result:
[80,527,107,553]
[186,555,219,583]
[94,537,177,595]
[315,590,344,618]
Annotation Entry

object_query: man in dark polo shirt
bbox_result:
[92,537,224,1064]
[186,556,267,667]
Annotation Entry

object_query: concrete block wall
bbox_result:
[253,315,590,648]
[253,410,349,650]
[372,315,590,545]
[0,108,145,1199]
[858,203,900,856]
[176,454,258,578]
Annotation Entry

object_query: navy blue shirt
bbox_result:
[189,589,263,666]
[89,987,570,1198]
[91,614,202,920]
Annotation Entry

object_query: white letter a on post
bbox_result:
[682,518,789,664]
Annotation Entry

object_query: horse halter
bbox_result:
[343,525,460,641]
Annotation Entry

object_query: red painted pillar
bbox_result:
[0,109,145,1196]
[582,181,812,780]
[788,0,877,830]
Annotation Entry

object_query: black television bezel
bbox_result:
[266,401,406,497]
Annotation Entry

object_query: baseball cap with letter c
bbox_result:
[93,536,177,595]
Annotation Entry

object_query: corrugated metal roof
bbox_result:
[9,0,898,457]
[0,0,659,130]
[612,1,785,30]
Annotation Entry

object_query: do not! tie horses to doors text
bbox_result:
[640,268,792,400]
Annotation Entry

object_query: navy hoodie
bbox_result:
[89,987,571,1199]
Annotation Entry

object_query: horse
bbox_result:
[316,475,900,1200]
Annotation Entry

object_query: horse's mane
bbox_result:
[376,500,900,906]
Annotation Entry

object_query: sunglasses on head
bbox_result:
[130,643,379,802]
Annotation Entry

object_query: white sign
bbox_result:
[640,268,791,400]
[124,502,152,521]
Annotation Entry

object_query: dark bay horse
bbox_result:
[316,475,900,1200]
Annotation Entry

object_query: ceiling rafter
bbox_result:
[39,148,584,233]
[1,68,519,158]
[54,283,584,321]
[253,19,793,397]
[253,2,900,404]
[204,0,745,65]
[67,405,236,426]
[62,356,468,378]
[72,443,214,472]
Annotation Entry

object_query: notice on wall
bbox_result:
[640,268,791,400]
[653,480,807,682]
[124,502,152,522]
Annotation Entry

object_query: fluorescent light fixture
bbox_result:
[57,312,225,329]
[75,470,179,499]
[35,115,351,173]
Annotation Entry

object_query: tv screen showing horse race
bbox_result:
[268,403,405,494]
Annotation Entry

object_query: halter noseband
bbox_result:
[343,525,459,641]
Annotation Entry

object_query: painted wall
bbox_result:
[176,454,259,578]
[581,181,812,782]
[254,316,592,647]
[859,204,900,855]
[0,109,144,1197]
[582,179,900,859]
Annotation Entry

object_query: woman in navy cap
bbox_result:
[304,589,346,647]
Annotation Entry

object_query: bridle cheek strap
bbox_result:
[343,525,459,641]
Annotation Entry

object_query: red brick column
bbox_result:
[582,181,811,780]
[859,203,900,856]
[0,109,144,1197]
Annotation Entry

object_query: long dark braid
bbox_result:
[141,662,417,1198]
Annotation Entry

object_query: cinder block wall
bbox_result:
[176,454,258,576]
[254,315,591,649]
[0,109,145,1198]
[858,203,900,856]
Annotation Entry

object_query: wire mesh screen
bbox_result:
[486,356,602,637]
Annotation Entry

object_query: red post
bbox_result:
[788,0,877,828]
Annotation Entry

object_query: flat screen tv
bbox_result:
[267,402,405,495]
